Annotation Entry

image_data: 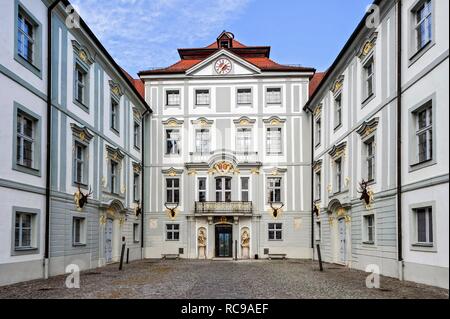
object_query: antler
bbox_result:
[270,202,284,211]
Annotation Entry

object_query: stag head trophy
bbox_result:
[270,202,285,219]
[357,179,372,206]
[135,200,142,217]
[165,202,179,220]
[74,183,93,209]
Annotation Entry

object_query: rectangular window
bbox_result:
[195,129,210,154]
[17,10,35,64]
[315,171,321,201]
[268,223,282,240]
[133,121,140,149]
[111,98,119,132]
[166,178,180,204]
[363,57,374,100]
[266,88,282,104]
[133,224,140,243]
[74,64,87,106]
[237,88,252,105]
[166,90,180,106]
[241,177,249,201]
[415,105,433,163]
[133,173,140,202]
[414,207,433,245]
[415,0,432,51]
[73,142,87,185]
[16,112,35,169]
[315,117,321,146]
[72,217,86,246]
[110,160,119,194]
[365,137,376,182]
[14,212,34,249]
[315,221,322,242]
[166,224,180,241]
[236,128,252,153]
[166,129,180,155]
[335,158,342,193]
[334,94,342,129]
[267,177,282,203]
[195,90,210,106]
[198,177,207,202]
[363,214,375,244]
[215,177,232,202]
[266,127,282,155]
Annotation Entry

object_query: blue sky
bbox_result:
[71,0,373,76]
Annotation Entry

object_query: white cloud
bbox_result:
[71,0,252,75]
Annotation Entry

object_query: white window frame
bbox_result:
[197,177,207,202]
[133,223,140,243]
[237,88,252,105]
[236,127,252,154]
[364,136,376,183]
[110,97,120,134]
[409,0,435,64]
[195,89,210,106]
[363,214,376,245]
[266,127,282,155]
[410,202,437,252]
[166,178,180,204]
[16,111,36,169]
[166,223,180,241]
[268,223,283,241]
[72,216,86,246]
[362,56,375,102]
[73,141,88,186]
[334,157,343,193]
[266,87,282,105]
[315,170,321,201]
[165,129,181,156]
[110,159,119,195]
[195,129,210,155]
[334,93,342,130]
[315,116,321,147]
[267,177,282,204]
[215,177,232,202]
[166,89,181,106]
[133,121,141,150]
[315,220,322,242]
[11,207,40,256]
[240,176,250,202]
[133,172,140,202]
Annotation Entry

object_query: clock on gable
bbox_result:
[214,58,232,75]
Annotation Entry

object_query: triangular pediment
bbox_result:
[186,49,261,76]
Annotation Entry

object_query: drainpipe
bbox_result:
[44,0,63,280]
[396,0,404,273]
[140,109,150,255]
[305,104,315,254]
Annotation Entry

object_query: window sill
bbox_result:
[133,240,140,244]
[315,143,321,149]
[334,124,342,132]
[133,145,141,152]
[411,243,436,253]
[110,128,120,137]
[362,241,375,245]
[361,93,375,108]
[236,103,253,107]
[15,247,38,252]
[74,99,90,113]
[11,247,39,256]
[266,103,282,107]
[14,54,42,79]
[268,239,284,242]
[409,41,435,68]
[72,243,87,247]
[73,181,89,189]
[194,104,210,108]
[409,158,436,172]
[13,164,41,177]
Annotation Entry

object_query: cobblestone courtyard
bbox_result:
[0,260,447,299]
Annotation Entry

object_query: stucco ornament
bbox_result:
[99,215,107,225]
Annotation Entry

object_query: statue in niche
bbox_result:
[198,228,207,259]
[241,229,250,259]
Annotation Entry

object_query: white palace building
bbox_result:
[0,0,448,289]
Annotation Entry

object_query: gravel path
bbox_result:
[0,260,447,299]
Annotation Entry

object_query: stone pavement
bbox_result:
[0,259,447,299]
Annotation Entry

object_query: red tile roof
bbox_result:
[121,67,146,98]
[139,32,315,76]
[309,71,327,97]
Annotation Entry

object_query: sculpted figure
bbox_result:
[198,229,207,247]
[241,230,250,248]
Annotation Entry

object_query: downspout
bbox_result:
[140,109,150,255]
[305,104,315,253]
[45,0,63,279]
[396,0,404,269]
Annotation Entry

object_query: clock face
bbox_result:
[214,58,232,75]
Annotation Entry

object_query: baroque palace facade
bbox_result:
[0,0,448,289]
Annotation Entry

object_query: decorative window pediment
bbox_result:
[70,123,94,143]
[106,145,125,161]
[313,104,323,118]
[263,116,286,126]
[330,75,345,96]
[132,107,142,121]
[313,159,323,172]
[109,80,124,98]
[356,117,379,138]
[358,33,378,60]
[162,118,184,127]
[191,117,214,127]
[72,40,94,66]
[328,141,347,159]
[263,167,288,176]
[234,116,256,126]
[132,162,142,174]
[162,167,184,177]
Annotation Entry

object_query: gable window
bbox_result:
[363,57,375,100]
[195,90,210,106]
[266,88,282,105]
[166,129,180,155]
[315,117,321,147]
[415,0,433,51]
[364,137,376,182]
[413,207,433,246]
[267,177,282,203]
[216,177,232,202]
[315,171,321,201]
[133,121,141,149]
[166,90,180,106]
[133,173,140,202]
[334,93,342,130]
[166,178,180,204]
[133,224,140,243]
[415,104,433,163]
[73,142,87,186]
[111,98,120,133]
[363,214,375,244]
[198,177,207,202]
[236,128,252,154]
[195,129,210,154]
[74,64,88,107]
[334,158,342,193]
[268,223,282,241]
[266,127,282,155]
[241,177,249,201]
[237,88,252,105]
[166,224,180,241]
[72,217,86,246]
[16,112,36,169]
[110,160,119,194]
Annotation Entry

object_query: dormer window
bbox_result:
[220,40,230,48]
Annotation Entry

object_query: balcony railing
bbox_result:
[194,201,253,215]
